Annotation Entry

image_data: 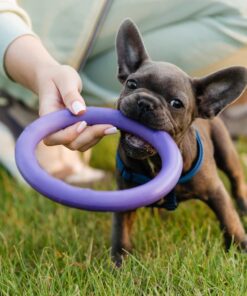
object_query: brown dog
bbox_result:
[111,19,247,265]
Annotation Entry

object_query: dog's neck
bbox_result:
[176,126,198,174]
[146,126,198,176]
[147,127,198,175]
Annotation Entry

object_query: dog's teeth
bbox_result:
[124,133,152,149]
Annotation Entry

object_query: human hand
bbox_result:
[4,36,117,151]
[37,64,118,151]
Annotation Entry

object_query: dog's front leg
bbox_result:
[111,211,136,266]
[211,119,247,214]
[205,181,247,251]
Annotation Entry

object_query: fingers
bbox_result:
[44,122,118,151]
[38,80,63,116]
[66,124,118,152]
[38,65,85,116]
[53,65,86,115]
[38,64,119,152]
[43,121,87,146]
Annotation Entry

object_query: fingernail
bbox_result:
[104,127,118,135]
[77,121,87,133]
[72,101,86,114]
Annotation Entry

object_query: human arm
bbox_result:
[1,2,117,151]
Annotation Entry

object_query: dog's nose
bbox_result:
[137,98,154,113]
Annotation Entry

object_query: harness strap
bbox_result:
[178,130,204,184]
[116,130,204,210]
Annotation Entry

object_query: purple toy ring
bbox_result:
[15,107,182,212]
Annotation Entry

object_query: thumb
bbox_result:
[39,80,63,116]
[54,69,86,115]
[63,89,86,115]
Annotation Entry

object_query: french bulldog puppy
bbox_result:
[111,19,247,266]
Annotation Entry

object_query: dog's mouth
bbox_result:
[121,132,156,158]
[124,132,153,151]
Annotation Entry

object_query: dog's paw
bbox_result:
[225,234,247,252]
[111,253,124,268]
[111,247,131,267]
[239,238,247,253]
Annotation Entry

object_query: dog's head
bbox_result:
[116,19,247,159]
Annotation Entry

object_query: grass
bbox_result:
[0,134,247,295]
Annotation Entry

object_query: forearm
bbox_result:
[4,35,59,94]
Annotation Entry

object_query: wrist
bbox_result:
[5,35,59,93]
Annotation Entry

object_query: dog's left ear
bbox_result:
[193,66,247,119]
[116,19,149,83]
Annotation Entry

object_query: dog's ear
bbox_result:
[193,66,247,119]
[116,19,149,83]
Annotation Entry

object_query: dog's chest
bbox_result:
[148,159,200,202]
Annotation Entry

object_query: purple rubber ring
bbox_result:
[15,107,183,212]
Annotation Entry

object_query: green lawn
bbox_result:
[0,135,246,295]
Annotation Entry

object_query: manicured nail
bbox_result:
[72,101,86,114]
[104,127,118,135]
[77,121,87,133]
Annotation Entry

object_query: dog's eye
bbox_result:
[170,99,184,109]
[126,79,137,90]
